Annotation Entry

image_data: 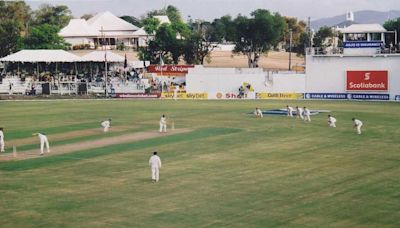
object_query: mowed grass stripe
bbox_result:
[0,127,241,171]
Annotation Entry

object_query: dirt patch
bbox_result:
[0,128,191,161]
[5,126,132,148]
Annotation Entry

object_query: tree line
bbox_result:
[1,1,399,68]
[0,1,73,57]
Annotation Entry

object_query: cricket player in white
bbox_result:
[352,118,363,134]
[254,107,263,118]
[173,86,179,101]
[328,115,337,127]
[101,119,111,132]
[296,106,304,120]
[0,127,5,152]
[286,105,294,117]
[159,115,167,133]
[303,107,311,122]
[149,151,162,182]
[33,133,50,155]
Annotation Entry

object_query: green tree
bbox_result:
[22,24,70,49]
[166,5,182,24]
[383,18,400,45]
[233,9,286,68]
[120,15,142,27]
[0,1,31,57]
[184,21,216,64]
[81,13,94,20]
[294,32,311,56]
[33,4,72,29]
[211,15,236,42]
[312,26,334,47]
[0,20,21,57]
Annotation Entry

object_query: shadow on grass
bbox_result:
[0,128,242,171]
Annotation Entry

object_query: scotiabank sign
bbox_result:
[346,71,388,91]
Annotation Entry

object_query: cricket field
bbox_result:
[0,100,399,227]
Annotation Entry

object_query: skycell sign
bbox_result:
[346,71,388,91]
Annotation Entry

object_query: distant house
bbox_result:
[59,12,173,50]
[60,11,140,49]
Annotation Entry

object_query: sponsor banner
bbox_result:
[161,92,208,99]
[346,71,388,91]
[256,93,303,99]
[349,93,390,100]
[395,95,400,101]
[304,93,349,100]
[147,65,194,76]
[114,93,161,98]
[344,41,382,48]
[214,92,256,99]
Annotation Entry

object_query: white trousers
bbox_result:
[297,113,304,120]
[329,122,336,128]
[304,115,311,122]
[159,123,167,132]
[0,140,4,152]
[151,167,160,182]
[288,111,293,117]
[40,137,50,154]
[356,124,363,134]
[103,126,109,132]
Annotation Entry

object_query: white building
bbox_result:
[60,11,140,48]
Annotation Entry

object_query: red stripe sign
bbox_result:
[346,71,388,91]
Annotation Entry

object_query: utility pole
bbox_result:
[101,26,108,98]
[289,29,292,71]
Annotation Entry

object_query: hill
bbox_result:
[311,10,400,30]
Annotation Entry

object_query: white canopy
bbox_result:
[0,50,82,63]
[59,19,100,37]
[341,24,387,33]
[81,51,125,62]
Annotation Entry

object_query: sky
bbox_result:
[25,0,400,21]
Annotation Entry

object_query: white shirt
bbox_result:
[101,120,110,128]
[38,133,47,141]
[287,106,294,112]
[329,116,337,123]
[160,116,166,124]
[0,130,4,141]
[297,107,304,114]
[149,155,162,168]
[354,119,363,126]
[304,108,310,116]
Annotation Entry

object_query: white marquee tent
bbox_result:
[0,50,82,63]
[81,51,125,62]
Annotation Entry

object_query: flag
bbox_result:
[159,54,164,66]
[124,54,128,69]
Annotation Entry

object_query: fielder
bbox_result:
[149,151,162,182]
[0,127,5,152]
[254,107,263,118]
[173,86,179,101]
[159,114,167,133]
[296,106,304,120]
[352,118,363,134]
[328,115,337,127]
[286,105,294,117]
[303,107,311,122]
[33,133,50,155]
[101,119,111,132]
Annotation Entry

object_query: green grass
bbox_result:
[0,100,399,227]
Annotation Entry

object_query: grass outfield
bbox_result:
[0,100,399,227]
